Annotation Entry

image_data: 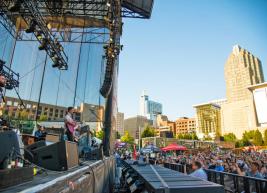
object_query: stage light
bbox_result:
[46,22,52,30]
[36,31,43,40]
[51,53,58,63]
[38,38,48,50]
[8,0,21,12]
[52,61,60,68]
[106,2,111,7]
[55,39,64,51]
[25,19,37,33]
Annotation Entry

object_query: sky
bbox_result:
[118,0,267,120]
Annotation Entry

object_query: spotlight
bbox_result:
[52,61,60,68]
[51,53,60,68]
[51,53,58,62]
[8,0,21,12]
[38,38,48,50]
[36,31,43,40]
[25,19,37,33]
[106,2,111,7]
[55,39,64,51]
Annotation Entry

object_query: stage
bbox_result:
[1,157,115,193]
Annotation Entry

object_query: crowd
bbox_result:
[165,149,267,179]
[118,148,267,180]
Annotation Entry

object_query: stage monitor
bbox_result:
[122,0,154,18]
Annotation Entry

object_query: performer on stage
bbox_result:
[34,126,47,141]
[64,107,78,142]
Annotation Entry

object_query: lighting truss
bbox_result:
[0,0,69,70]
[0,6,18,38]
[24,0,68,70]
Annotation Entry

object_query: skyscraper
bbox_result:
[221,45,265,138]
[194,45,265,139]
[225,45,264,102]
[139,90,163,125]
[116,112,125,136]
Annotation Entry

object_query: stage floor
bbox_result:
[1,158,115,193]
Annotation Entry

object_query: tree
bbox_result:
[223,133,237,142]
[96,129,104,140]
[264,129,267,146]
[203,136,212,141]
[116,131,121,139]
[141,126,155,138]
[176,133,183,139]
[38,114,48,121]
[176,133,198,140]
[191,133,199,140]
[242,130,255,146]
[18,110,29,120]
[253,129,263,146]
[121,131,134,144]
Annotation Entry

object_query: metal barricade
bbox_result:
[164,162,267,193]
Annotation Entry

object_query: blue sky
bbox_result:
[118,0,267,120]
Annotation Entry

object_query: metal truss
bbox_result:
[17,27,110,44]
[21,0,68,70]
[0,0,68,70]
[0,6,18,38]
[121,7,150,19]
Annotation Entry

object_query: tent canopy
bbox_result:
[161,143,187,151]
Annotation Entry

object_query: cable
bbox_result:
[19,60,44,79]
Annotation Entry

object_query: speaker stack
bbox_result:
[25,141,79,171]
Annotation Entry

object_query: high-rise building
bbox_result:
[139,90,162,125]
[124,116,153,139]
[193,103,221,139]
[221,45,265,138]
[155,114,176,137]
[194,45,265,139]
[116,112,124,136]
[175,117,196,135]
[225,45,264,102]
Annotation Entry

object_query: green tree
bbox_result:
[141,126,155,138]
[204,136,212,141]
[191,133,199,140]
[18,110,29,120]
[121,131,134,144]
[253,129,263,146]
[223,133,237,142]
[176,133,184,139]
[96,129,104,140]
[38,114,48,121]
[116,131,121,139]
[242,130,255,146]
[264,129,267,146]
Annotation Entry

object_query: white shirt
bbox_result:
[190,168,208,180]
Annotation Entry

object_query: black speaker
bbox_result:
[24,140,46,162]
[32,141,79,171]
